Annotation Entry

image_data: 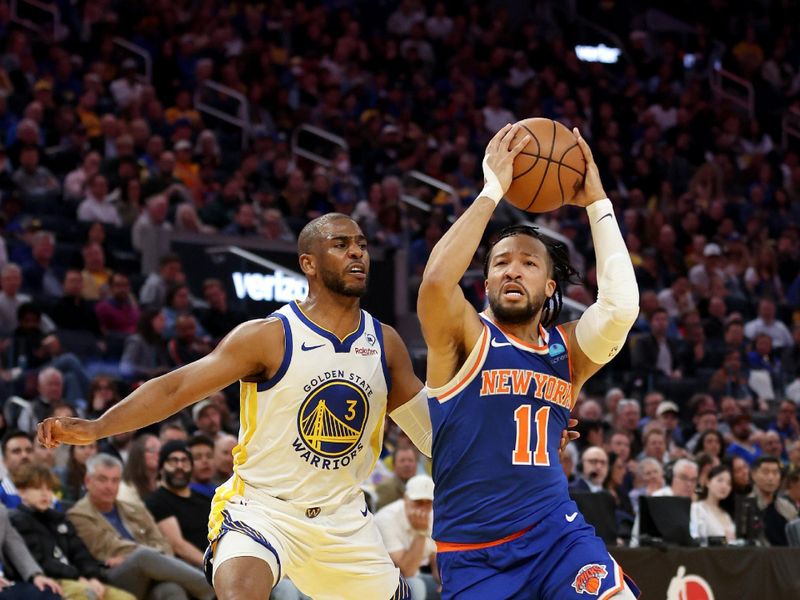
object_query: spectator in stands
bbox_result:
[109,60,143,111]
[168,314,211,367]
[162,284,205,339]
[95,273,140,336]
[68,454,214,600]
[689,243,725,299]
[142,153,184,201]
[769,400,799,443]
[745,298,793,349]
[139,253,183,311]
[694,430,726,462]
[727,413,763,465]
[213,433,236,484]
[86,375,120,420]
[63,151,101,201]
[376,445,419,510]
[186,435,216,499]
[191,399,223,442]
[760,430,785,462]
[221,203,259,237]
[118,434,160,509]
[159,422,189,444]
[375,475,438,600]
[11,146,59,200]
[144,441,211,568]
[631,308,683,387]
[571,446,609,493]
[0,504,62,600]
[0,263,31,336]
[120,308,169,381]
[80,242,111,301]
[604,451,635,519]
[10,463,135,600]
[198,278,247,342]
[57,441,97,504]
[691,465,735,543]
[615,399,643,457]
[709,350,753,401]
[0,431,33,508]
[77,174,120,226]
[749,456,798,546]
[132,195,172,275]
[638,391,664,427]
[783,469,800,513]
[655,400,683,447]
[4,367,65,434]
[639,426,669,464]
[21,231,62,299]
[98,431,134,465]
[51,269,102,336]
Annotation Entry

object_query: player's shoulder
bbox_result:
[223,316,286,347]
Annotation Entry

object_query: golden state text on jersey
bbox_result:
[211,302,391,511]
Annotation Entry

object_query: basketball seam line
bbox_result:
[555,141,580,206]
[512,124,542,181]
[524,120,557,211]
[518,151,584,177]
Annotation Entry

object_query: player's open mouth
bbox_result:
[502,284,526,298]
[347,264,366,278]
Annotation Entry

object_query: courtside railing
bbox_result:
[112,37,153,83]
[710,65,754,120]
[291,124,348,168]
[782,108,800,150]
[194,80,251,150]
[10,0,60,40]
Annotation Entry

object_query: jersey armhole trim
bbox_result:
[427,324,490,403]
[372,317,392,393]
[555,324,574,386]
[257,312,292,392]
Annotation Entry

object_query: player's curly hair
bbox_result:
[482,224,580,328]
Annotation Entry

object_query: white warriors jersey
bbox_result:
[214,301,390,510]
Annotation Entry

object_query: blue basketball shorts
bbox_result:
[436,499,640,600]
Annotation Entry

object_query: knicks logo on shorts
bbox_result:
[297,379,369,459]
[572,564,608,596]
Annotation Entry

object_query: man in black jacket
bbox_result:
[9,463,134,600]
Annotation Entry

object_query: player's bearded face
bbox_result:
[487,281,547,324]
[320,262,369,297]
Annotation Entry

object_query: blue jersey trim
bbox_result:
[289,301,365,353]
[372,316,392,394]
[257,312,292,391]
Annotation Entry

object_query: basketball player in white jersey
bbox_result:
[37,213,436,600]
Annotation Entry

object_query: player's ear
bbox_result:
[299,253,316,277]
[546,278,556,299]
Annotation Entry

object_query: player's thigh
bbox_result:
[213,531,278,600]
[289,512,399,600]
[215,555,274,600]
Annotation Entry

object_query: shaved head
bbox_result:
[298,213,355,255]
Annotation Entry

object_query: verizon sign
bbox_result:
[232,270,308,303]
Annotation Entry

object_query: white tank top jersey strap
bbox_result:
[209,301,391,541]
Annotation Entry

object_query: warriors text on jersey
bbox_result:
[209,301,391,539]
[428,313,574,544]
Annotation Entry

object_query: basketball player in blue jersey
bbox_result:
[418,123,641,600]
[36,213,439,600]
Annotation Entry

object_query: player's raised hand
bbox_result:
[482,123,531,200]
[38,416,100,448]
[570,128,607,207]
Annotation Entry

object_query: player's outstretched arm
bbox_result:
[38,318,284,447]
[561,129,639,394]
[418,124,529,384]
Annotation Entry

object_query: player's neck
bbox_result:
[485,309,543,345]
[298,293,361,337]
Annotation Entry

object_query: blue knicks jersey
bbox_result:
[428,314,574,544]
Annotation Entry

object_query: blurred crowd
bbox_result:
[0,0,799,598]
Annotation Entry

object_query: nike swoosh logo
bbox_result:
[491,338,513,348]
[565,512,578,522]
[596,213,613,223]
[301,342,325,351]
[360,506,369,517]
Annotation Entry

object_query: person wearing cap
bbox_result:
[655,400,683,447]
[688,243,724,298]
[110,59,143,110]
[375,475,438,600]
[173,139,201,199]
[145,441,212,568]
[192,399,223,442]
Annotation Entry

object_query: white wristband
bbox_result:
[480,155,504,205]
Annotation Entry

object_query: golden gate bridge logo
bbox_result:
[297,380,369,458]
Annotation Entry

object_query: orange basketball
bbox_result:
[504,118,586,213]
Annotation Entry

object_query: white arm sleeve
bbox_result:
[575,199,640,364]
[389,388,432,457]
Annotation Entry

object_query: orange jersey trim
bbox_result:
[434,326,490,402]
[435,523,535,553]
[598,563,625,600]
[481,312,549,351]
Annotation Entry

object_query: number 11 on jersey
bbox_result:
[512,405,551,466]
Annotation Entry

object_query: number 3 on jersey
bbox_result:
[512,405,550,466]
